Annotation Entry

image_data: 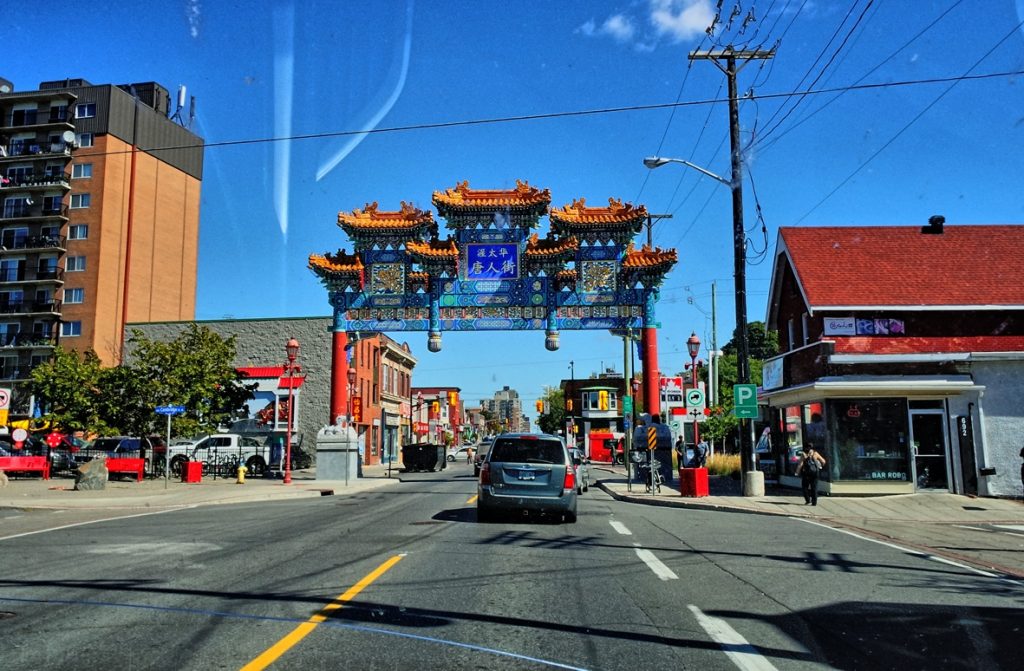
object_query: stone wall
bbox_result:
[129,317,333,451]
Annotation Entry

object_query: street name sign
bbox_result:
[155,405,186,416]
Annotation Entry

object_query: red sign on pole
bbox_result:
[351,397,363,423]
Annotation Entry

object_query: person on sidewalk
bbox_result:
[797,446,826,505]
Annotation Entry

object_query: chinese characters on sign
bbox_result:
[466,243,519,280]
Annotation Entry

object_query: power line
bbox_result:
[67,69,1024,160]
[794,16,1024,225]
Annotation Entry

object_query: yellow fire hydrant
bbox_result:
[236,463,247,484]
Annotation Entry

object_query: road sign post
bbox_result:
[155,405,186,488]
[733,384,758,419]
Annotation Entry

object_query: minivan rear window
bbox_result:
[490,438,564,464]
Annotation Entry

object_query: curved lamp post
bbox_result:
[283,337,299,485]
[686,332,702,449]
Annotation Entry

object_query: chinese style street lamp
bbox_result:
[686,331,702,449]
[347,365,357,424]
[283,337,300,485]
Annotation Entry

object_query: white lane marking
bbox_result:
[634,546,678,581]
[688,604,778,671]
[994,524,1024,532]
[795,518,1019,584]
[609,520,632,535]
[953,525,990,533]
[0,507,188,542]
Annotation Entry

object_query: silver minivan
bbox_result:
[477,433,578,523]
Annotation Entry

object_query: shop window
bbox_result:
[827,399,909,482]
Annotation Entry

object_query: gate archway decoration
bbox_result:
[308,180,677,425]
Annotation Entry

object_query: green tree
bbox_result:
[111,326,254,438]
[536,388,565,435]
[28,347,106,433]
[722,321,779,360]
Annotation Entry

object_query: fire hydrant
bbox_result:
[236,463,247,484]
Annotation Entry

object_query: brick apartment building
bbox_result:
[0,76,203,413]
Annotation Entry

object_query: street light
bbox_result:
[644,153,756,487]
[686,332,702,449]
[283,337,300,485]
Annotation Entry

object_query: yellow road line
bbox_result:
[466,494,478,505]
[240,554,405,671]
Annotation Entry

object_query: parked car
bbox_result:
[569,448,590,494]
[446,446,473,462]
[477,433,577,524]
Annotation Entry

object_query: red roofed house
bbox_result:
[762,218,1023,498]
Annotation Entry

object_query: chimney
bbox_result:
[921,215,945,235]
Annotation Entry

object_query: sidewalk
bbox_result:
[0,463,399,511]
[592,464,1024,524]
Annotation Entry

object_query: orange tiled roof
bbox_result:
[432,180,551,210]
[408,271,430,282]
[622,243,677,269]
[525,233,579,257]
[405,238,459,259]
[549,197,648,225]
[308,251,364,273]
[338,201,434,229]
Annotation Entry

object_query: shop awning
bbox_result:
[762,375,981,407]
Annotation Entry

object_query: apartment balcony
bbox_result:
[0,299,62,316]
[0,203,69,222]
[0,332,57,349]
[0,172,71,191]
[1,109,75,130]
[0,362,43,382]
[0,234,67,253]
[0,267,65,285]
[0,141,73,161]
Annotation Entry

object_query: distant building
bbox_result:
[484,386,523,433]
[411,386,461,446]
[562,369,627,460]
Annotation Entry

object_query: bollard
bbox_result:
[236,463,247,485]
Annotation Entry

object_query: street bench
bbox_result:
[0,456,51,479]
[105,457,145,482]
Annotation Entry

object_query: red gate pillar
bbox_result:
[642,326,661,418]
[330,330,350,425]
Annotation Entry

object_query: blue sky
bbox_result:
[8,0,1024,411]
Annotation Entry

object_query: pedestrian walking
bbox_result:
[797,446,826,505]
[467,447,474,465]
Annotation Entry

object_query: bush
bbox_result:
[706,453,740,477]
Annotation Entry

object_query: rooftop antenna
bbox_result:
[188,95,196,130]
[170,85,186,126]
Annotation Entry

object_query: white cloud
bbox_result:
[186,0,201,39]
[578,18,597,36]
[601,14,637,42]
[648,0,714,43]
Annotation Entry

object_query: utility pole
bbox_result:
[645,213,674,247]
[689,47,774,485]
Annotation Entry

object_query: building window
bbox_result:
[787,318,795,351]
[72,164,92,179]
[61,321,82,337]
[66,256,86,271]
[75,103,96,119]
[801,313,810,346]
[64,288,84,304]
[68,225,88,240]
[70,194,91,209]
[76,133,93,148]
[826,399,910,482]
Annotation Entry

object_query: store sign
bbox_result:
[855,318,905,335]
[466,243,519,280]
[351,397,363,423]
[823,317,856,336]
[762,357,783,390]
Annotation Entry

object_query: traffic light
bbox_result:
[566,399,573,412]
[535,399,544,413]
[448,391,458,406]
[598,390,609,411]
[431,401,440,414]
[572,423,578,434]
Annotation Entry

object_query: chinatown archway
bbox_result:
[308,180,677,427]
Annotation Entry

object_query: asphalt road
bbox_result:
[1,463,1021,670]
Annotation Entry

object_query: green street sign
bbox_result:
[734,384,759,419]
[623,395,633,415]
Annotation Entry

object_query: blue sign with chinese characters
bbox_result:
[466,243,519,280]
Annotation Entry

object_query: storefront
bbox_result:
[763,376,980,495]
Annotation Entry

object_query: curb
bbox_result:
[595,480,805,517]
